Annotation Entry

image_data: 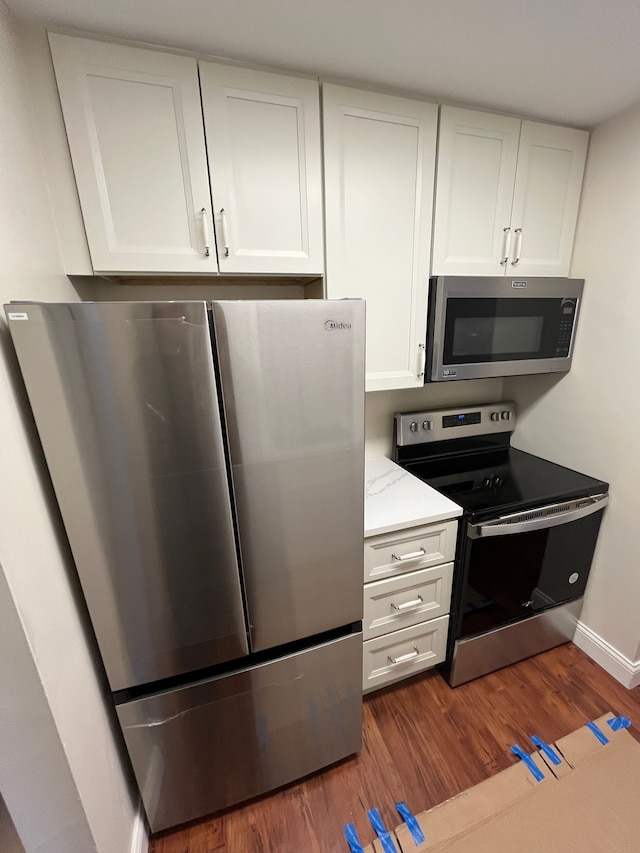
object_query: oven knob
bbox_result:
[490,412,500,421]
[483,477,492,487]
[409,421,419,432]
[501,411,512,421]
[422,420,432,431]
[493,476,502,486]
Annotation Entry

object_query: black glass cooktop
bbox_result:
[405,446,609,524]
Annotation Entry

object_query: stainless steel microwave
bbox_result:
[426,276,584,382]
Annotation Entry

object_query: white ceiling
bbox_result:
[8,0,640,128]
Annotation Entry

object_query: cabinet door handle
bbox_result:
[390,594,424,612]
[391,547,426,562]
[219,208,230,258]
[388,646,420,665]
[511,228,523,265]
[417,342,426,378]
[500,227,512,265]
[200,207,211,257]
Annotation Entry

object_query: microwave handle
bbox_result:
[468,494,608,539]
[500,227,512,266]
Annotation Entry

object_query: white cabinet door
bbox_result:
[199,63,324,275]
[433,106,588,277]
[433,106,520,276]
[323,85,437,392]
[49,34,216,274]
[509,121,589,276]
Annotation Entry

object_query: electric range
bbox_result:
[393,401,609,686]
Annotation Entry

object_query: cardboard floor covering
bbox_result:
[363,712,639,853]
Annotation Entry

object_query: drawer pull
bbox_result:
[388,646,420,665]
[390,595,424,612]
[391,547,426,562]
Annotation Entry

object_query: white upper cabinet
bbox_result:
[49,34,324,276]
[199,63,324,275]
[323,84,437,392]
[432,106,589,277]
[433,109,520,276]
[49,33,217,275]
[509,121,589,276]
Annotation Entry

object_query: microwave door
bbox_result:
[427,276,582,381]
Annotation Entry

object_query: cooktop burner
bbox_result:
[394,401,608,523]
[406,447,607,522]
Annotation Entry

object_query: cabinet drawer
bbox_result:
[364,521,457,582]
[363,562,453,641]
[363,615,449,693]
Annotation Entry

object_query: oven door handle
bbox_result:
[468,494,609,539]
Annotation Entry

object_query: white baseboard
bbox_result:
[130,803,148,853]
[574,621,640,689]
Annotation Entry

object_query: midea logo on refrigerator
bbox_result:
[324,320,352,330]
[512,280,528,288]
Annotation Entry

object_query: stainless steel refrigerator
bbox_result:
[5,299,365,832]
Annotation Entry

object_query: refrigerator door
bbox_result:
[211,300,365,650]
[116,631,363,832]
[5,301,248,691]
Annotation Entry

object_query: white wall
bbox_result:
[0,5,144,851]
[505,100,640,681]
[0,565,96,853]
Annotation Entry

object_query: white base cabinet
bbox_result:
[323,85,437,391]
[432,106,588,277]
[362,519,457,693]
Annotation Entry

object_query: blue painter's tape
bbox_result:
[344,823,365,853]
[530,735,562,766]
[395,802,426,845]
[586,720,610,745]
[368,808,398,853]
[511,744,545,782]
[607,715,632,732]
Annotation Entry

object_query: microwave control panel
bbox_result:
[556,314,576,357]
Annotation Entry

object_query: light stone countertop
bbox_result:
[365,456,462,538]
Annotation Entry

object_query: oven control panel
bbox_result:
[395,402,516,446]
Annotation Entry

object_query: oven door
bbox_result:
[427,276,583,381]
[456,493,608,642]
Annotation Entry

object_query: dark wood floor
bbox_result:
[149,644,640,853]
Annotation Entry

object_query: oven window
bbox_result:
[459,510,603,640]
[443,297,567,364]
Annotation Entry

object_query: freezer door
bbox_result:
[5,301,248,691]
[117,631,363,832]
[211,300,365,650]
